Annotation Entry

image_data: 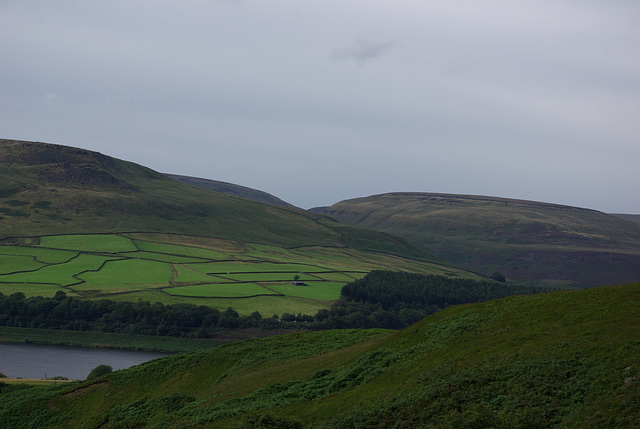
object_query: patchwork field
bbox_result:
[1,233,452,315]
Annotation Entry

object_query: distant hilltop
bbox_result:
[165,174,296,208]
[312,192,640,287]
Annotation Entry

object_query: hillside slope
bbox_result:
[2,282,638,428]
[0,139,427,259]
[611,213,640,225]
[312,193,640,286]
[165,174,297,208]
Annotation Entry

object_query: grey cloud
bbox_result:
[330,37,398,64]
[1,1,639,213]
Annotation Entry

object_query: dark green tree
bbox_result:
[491,271,506,282]
[86,364,113,380]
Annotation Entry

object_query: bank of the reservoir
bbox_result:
[0,342,170,380]
[0,326,229,353]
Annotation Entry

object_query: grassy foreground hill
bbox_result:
[312,193,640,287]
[1,282,638,428]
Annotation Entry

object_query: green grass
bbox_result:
[311,272,365,282]
[0,283,80,298]
[0,254,45,274]
[0,254,117,286]
[190,262,328,274]
[0,378,73,386]
[166,283,279,298]
[39,234,137,253]
[172,265,219,283]
[105,290,330,316]
[71,284,154,295]
[222,273,318,282]
[0,232,480,314]
[116,251,205,264]
[267,282,345,300]
[77,258,172,285]
[3,283,639,428]
[0,234,377,314]
[133,240,229,260]
[0,246,77,264]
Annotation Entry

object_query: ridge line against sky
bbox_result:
[1,1,639,213]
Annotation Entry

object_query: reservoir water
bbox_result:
[0,342,170,380]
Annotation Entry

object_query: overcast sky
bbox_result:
[2,1,639,213]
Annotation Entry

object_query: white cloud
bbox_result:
[42,93,60,103]
[331,38,398,64]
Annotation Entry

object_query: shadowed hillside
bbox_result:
[611,213,640,225]
[1,282,638,428]
[165,174,297,208]
[0,139,429,260]
[312,192,640,286]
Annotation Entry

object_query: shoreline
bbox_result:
[0,326,229,353]
[0,325,294,353]
[1,377,76,385]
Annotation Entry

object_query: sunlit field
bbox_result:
[0,234,374,314]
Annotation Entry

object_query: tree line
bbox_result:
[0,271,547,336]
[310,271,547,329]
[0,291,302,338]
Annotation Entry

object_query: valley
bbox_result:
[1,139,639,427]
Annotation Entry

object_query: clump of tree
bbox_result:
[0,291,311,338]
[490,271,506,282]
[86,364,112,380]
[312,271,546,330]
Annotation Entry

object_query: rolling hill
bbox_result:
[611,213,640,225]
[0,139,428,257]
[312,192,640,287]
[1,282,638,427]
[1,139,489,315]
[164,174,297,208]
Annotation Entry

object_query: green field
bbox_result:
[312,272,363,282]
[40,234,138,253]
[0,254,118,286]
[0,233,447,315]
[133,240,228,260]
[0,255,44,274]
[117,251,206,264]
[77,258,172,285]
[0,283,82,298]
[221,272,318,282]
[166,283,279,298]
[0,245,77,264]
[268,281,346,300]
[172,265,220,283]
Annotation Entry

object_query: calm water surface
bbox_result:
[0,342,170,380]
